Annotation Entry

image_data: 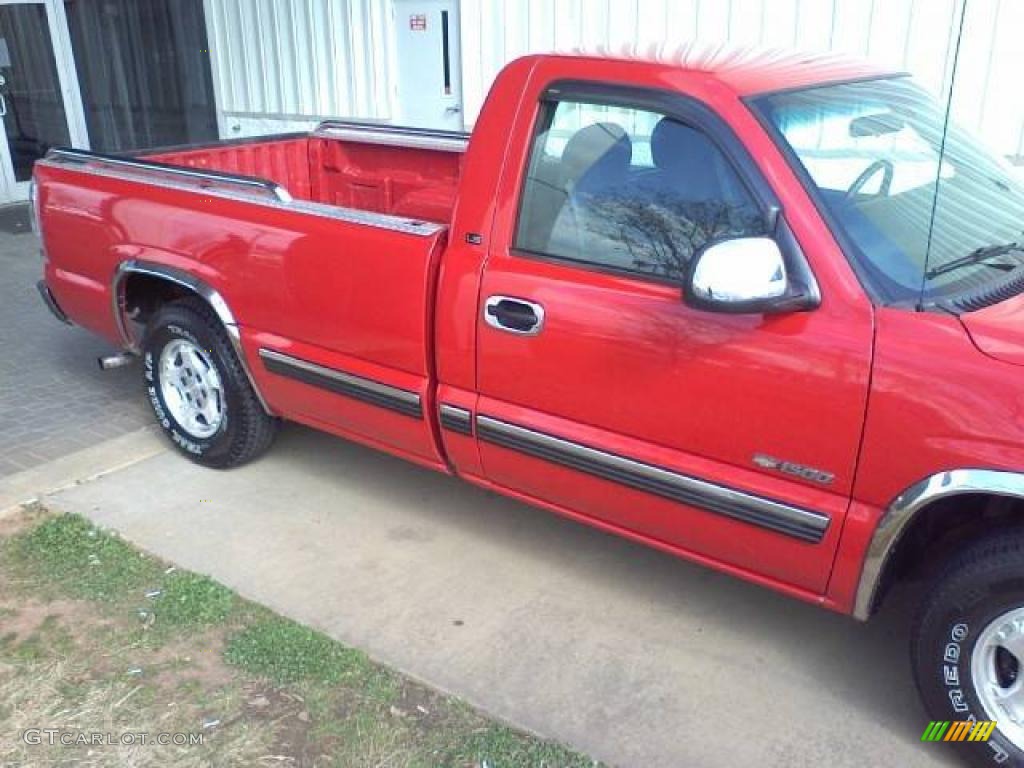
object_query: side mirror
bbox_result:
[684,237,793,314]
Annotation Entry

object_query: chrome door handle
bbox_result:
[445,105,461,115]
[484,295,544,336]
[0,93,6,118]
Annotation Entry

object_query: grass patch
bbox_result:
[7,513,162,601]
[224,616,372,685]
[3,514,238,636]
[0,510,601,767]
[454,723,601,768]
[154,572,236,629]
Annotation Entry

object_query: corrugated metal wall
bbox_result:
[203,0,394,136]
[202,0,1024,158]
[460,0,1024,158]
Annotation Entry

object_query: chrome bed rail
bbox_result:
[45,148,293,203]
[313,119,469,153]
[39,147,445,237]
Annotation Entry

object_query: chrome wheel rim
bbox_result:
[158,339,225,439]
[972,606,1024,748]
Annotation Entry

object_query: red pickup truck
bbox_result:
[32,46,1024,764]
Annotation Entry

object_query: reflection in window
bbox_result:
[515,100,765,282]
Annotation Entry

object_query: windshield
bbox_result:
[752,77,1024,305]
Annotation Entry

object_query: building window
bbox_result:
[64,0,217,152]
[0,3,72,181]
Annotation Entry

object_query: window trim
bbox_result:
[511,80,782,286]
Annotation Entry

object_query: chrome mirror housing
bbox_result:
[685,237,794,313]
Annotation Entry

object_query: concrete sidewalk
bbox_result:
[47,423,957,768]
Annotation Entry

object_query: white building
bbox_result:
[1,0,1018,205]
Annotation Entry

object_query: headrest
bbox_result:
[651,117,715,174]
[561,122,632,188]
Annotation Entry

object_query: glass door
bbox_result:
[0,0,85,203]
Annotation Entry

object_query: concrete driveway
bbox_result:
[46,424,959,768]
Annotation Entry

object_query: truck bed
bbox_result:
[144,121,466,224]
[34,121,467,469]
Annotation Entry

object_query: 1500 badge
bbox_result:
[753,454,835,485]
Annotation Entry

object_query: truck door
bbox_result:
[474,74,873,595]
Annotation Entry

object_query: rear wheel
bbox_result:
[912,529,1024,766]
[142,298,278,468]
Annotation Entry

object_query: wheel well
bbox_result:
[122,273,193,327]
[873,493,1024,611]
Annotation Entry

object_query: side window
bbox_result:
[514,99,766,282]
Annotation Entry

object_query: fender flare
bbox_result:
[853,469,1024,620]
[113,259,272,415]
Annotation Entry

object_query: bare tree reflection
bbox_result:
[580,191,766,281]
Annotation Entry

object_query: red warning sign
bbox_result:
[409,14,427,31]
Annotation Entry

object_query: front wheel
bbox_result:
[142,298,278,468]
[913,529,1024,766]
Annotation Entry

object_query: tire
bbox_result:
[142,298,278,468]
[913,529,1024,766]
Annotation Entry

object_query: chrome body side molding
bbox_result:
[439,404,473,435]
[313,119,469,153]
[112,260,271,414]
[853,469,1024,620]
[259,348,422,419]
[39,149,444,237]
[476,415,831,543]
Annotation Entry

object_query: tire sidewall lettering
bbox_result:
[940,617,1013,764]
[145,353,171,430]
[942,621,972,716]
[167,324,198,345]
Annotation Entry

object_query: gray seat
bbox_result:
[545,123,633,259]
[640,117,728,203]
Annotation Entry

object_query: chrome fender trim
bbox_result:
[112,260,272,414]
[853,469,1024,620]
